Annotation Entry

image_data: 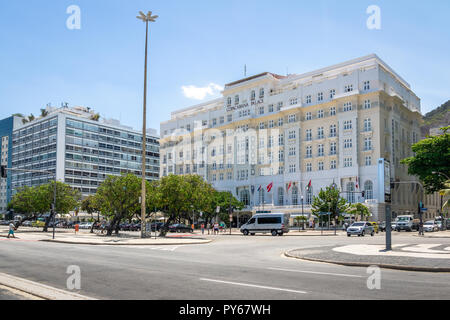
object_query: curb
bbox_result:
[0,272,96,300]
[40,239,212,246]
[284,250,450,273]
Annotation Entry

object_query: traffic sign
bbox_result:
[421,208,428,212]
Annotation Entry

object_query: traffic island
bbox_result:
[285,244,450,273]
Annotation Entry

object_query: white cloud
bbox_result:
[182,83,223,100]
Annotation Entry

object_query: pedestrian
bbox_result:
[214,222,219,235]
[75,222,79,235]
[191,223,195,232]
[7,222,16,239]
[207,222,210,235]
[201,223,205,235]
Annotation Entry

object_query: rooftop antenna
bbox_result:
[244,64,247,77]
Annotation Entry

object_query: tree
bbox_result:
[401,126,450,193]
[294,216,307,231]
[94,174,142,236]
[212,191,244,227]
[90,113,100,121]
[81,195,101,233]
[440,180,450,213]
[40,108,49,118]
[348,203,371,221]
[311,185,349,227]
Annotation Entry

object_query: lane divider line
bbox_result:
[267,267,364,278]
[199,278,307,294]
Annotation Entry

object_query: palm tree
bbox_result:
[90,113,100,121]
[28,114,35,122]
[40,109,49,118]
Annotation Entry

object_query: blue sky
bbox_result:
[0,0,449,133]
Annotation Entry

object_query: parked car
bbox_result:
[240,213,290,236]
[32,220,45,228]
[79,222,93,229]
[169,224,193,233]
[22,221,33,227]
[347,222,375,237]
[150,222,164,231]
[129,223,141,232]
[0,220,10,226]
[423,221,439,232]
[396,215,419,232]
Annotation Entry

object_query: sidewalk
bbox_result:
[286,243,450,272]
[200,228,346,237]
[0,229,212,246]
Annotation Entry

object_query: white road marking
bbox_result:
[199,278,307,294]
[268,267,364,278]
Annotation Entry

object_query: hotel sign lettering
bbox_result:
[226,99,264,112]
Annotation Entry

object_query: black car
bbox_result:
[150,222,164,231]
[169,224,193,233]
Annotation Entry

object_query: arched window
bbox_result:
[364,180,374,200]
[292,186,298,205]
[306,187,313,205]
[240,190,250,206]
[278,187,284,206]
[347,182,355,203]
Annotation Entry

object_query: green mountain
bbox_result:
[421,100,450,137]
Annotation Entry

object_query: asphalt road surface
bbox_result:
[0,233,449,300]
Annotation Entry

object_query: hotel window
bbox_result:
[318,92,323,102]
[318,110,324,119]
[219,117,224,124]
[288,130,296,139]
[268,136,274,148]
[364,100,371,109]
[260,88,265,98]
[251,90,256,101]
[306,112,312,121]
[364,137,372,151]
[219,173,224,181]
[306,146,312,158]
[344,157,352,168]
[330,107,336,116]
[364,180,374,199]
[179,167,184,175]
[259,122,265,130]
[289,164,296,173]
[306,163,312,172]
[278,166,284,175]
[318,161,324,171]
[289,146,296,156]
[365,156,372,166]
[330,89,336,99]
[343,102,352,112]
[227,97,232,106]
[363,81,370,91]
[306,129,312,141]
[278,134,284,146]
[278,150,284,162]
[364,118,372,132]
[278,118,284,126]
[259,106,265,115]
[227,172,232,180]
[212,162,217,170]
[330,160,337,169]
[268,104,274,112]
[330,142,337,155]
[268,120,274,128]
[344,139,353,149]
[317,127,324,139]
[330,124,337,137]
[306,95,312,104]
[212,118,217,126]
[343,120,352,130]
[344,85,353,93]
[212,174,216,182]
[318,144,324,157]
[227,114,232,122]
[290,98,298,105]
[288,114,297,123]
[277,102,283,111]
[259,138,265,149]
[235,95,239,105]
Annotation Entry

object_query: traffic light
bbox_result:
[0,166,6,178]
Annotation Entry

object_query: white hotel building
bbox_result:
[160,55,423,222]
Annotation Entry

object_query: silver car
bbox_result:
[347,222,375,237]
[423,221,439,232]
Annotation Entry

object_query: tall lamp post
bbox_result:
[137,11,158,238]
[432,171,449,231]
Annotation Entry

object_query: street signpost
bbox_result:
[378,158,392,251]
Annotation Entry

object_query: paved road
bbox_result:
[0,232,449,300]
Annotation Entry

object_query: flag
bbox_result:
[287,182,292,192]
[257,185,262,192]
[307,180,312,191]
[356,177,359,189]
[267,182,273,193]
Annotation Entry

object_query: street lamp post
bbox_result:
[137,11,158,238]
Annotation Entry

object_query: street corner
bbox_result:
[285,243,450,272]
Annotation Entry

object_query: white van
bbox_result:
[240,213,290,236]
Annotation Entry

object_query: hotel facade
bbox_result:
[160,55,425,222]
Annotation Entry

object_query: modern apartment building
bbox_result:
[160,54,423,222]
[10,106,160,200]
[0,116,22,213]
